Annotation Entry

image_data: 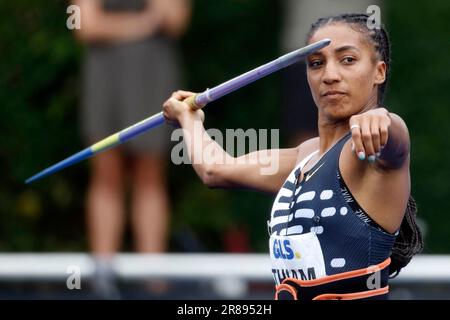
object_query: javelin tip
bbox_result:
[24,148,93,184]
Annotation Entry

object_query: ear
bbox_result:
[374,60,386,85]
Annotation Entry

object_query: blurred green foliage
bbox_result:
[386,0,450,252]
[0,0,86,251]
[0,0,448,253]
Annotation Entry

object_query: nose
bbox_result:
[322,61,341,85]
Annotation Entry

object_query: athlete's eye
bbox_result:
[341,56,356,64]
[308,60,323,68]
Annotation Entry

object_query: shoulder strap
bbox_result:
[299,150,319,171]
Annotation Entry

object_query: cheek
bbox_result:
[347,66,377,97]
[306,72,320,96]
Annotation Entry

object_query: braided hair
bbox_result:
[307,14,424,277]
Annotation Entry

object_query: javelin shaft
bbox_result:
[189,39,331,108]
[25,112,164,184]
[25,39,330,184]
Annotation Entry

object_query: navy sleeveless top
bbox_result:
[268,132,397,285]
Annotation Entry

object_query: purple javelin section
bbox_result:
[195,39,331,107]
[119,112,165,143]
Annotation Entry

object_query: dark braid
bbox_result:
[307,14,424,277]
[389,195,424,277]
[306,13,390,106]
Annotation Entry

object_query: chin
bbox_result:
[321,102,353,120]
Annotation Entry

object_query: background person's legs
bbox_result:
[85,148,125,299]
[130,153,170,253]
[86,149,126,255]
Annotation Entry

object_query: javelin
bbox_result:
[25,38,331,184]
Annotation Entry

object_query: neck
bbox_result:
[317,93,378,155]
[317,121,349,156]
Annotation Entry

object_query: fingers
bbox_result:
[162,97,181,123]
[350,119,365,161]
[162,93,205,126]
[351,118,380,163]
[162,105,181,127]
[379,118,389,149]
[350,115,387,164]
[370,117,381,156]
[171,90,195,100]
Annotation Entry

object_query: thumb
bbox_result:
[172,90,196,100]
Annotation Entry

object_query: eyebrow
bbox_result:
[334,45,360,53]
[308,45,361,57]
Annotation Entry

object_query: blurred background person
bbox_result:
[72,0,191,298]
[280,0,383,147]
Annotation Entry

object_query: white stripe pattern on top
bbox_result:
[270,150,319,230]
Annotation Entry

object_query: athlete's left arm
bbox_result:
[349,108,410,170]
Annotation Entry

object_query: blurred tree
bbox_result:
[0,0,86,251]
[386,0,450,252]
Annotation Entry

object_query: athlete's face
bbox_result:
[306,23,386,121]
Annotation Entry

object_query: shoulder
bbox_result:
[389,112,410,145]
[295,136,320,164]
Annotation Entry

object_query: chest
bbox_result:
[270,158,353,236]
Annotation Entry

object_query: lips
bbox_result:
[322,90,347,97]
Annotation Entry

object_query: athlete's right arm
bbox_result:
[163,91,300,194]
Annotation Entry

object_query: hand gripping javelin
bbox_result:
[25,39,331,184]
